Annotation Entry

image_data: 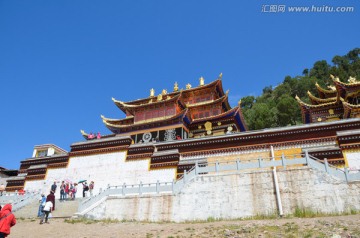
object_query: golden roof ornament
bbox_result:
[150,88,155,97]
[219,73,223,79]
[348,76,357,84]
[327,85,336,91]
[226,89,230,95]
[199,77,205,86]
[238,99,242,107]
[186,83,192,89]
[157,94,163,101]
[174,82,179,92]
[162,89,167,95]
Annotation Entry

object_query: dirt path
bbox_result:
[9,214,360,238]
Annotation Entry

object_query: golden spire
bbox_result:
[226,89,230,95]
[238,99,242,107]
[219,73,223,79]
[174,82,179,92]
[199,76,205,86]
[162,89,167,95]
[150,88,155,97]
[186,83,192,89]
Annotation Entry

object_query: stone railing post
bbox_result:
[215,161,219,172]
[156,180,160,194]
[236,159,241,170]
[344,167,349,183]
[195,161,198,175]
[324,158,329,173]
[172,179,175,193]
[304,150,309,165]
[122,183,126,196]
[258,158,262,168]
[139,181,143,195]
[281,154,286,170]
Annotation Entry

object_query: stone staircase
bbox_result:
[14,199,80,219]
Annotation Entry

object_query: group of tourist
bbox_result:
[0,204,16,237]
[58,181,78,201]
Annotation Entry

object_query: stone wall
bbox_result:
[85,167,360,221]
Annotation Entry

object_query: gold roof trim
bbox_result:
[296,95,339,108]
[315,83,337,94]
[186,94,228,108]
[119,93,181,108]
[103,109,188,128]
[307,91,337,103]
[340,98,360,108]
[191,106,240,123]
[333,78,360,87]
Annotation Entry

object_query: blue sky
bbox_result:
[1,0,359,169]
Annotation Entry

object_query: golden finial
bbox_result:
[157,94,163,101]
[226,89,229,95]
[162,89,167,95]
[174,82,179,92]
[348,76,357,84]
[186,83,192,89]
[199,77,205,86]
[238,99,242,107]
[219,73,223,79]
[100,115,105,119]
[150,88,155,97]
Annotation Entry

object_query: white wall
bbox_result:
[24,150,176,199]
[345,151,360,173]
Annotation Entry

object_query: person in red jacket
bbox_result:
[0,204,16,238]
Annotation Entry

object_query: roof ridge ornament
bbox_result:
[174,82,179,92]
[150,88,155,97]
[348,76,357,84]
[186,83,192,89]
[327,85,336,91]
[219,73,223,79]
[199,76,205,86]
[330,74,340,82]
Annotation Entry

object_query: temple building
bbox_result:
[3,75,360,195]
[296,76,360,124]
[84,75,247,143]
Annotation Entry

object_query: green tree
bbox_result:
[244,103,278,130]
